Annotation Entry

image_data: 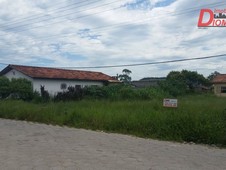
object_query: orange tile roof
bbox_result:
[212,74,226,83]
[1,65,118,82]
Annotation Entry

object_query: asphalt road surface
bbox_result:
[0,118,225,170]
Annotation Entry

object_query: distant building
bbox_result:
[131,77,166,88]
[0,64,118,96]
[212,74,226,96]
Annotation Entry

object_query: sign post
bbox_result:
[163,99,178,108]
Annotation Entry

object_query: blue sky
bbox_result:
[0,0,226,80]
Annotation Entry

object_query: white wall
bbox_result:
[33,79,104,96]
[4,69,33,82]
[213,84,226,97]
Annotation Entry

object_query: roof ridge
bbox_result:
[10,64,103,74]
[5,64,117,81]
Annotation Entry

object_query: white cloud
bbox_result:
[0,0,226,80]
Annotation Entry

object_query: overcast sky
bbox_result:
[0,0,226,80]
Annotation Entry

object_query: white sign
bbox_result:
[163,99,178,108]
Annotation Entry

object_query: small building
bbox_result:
[212,74,226,96]
[131,77,166,88]
[0,64,118,96]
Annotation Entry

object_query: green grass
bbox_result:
[0,94,226,146]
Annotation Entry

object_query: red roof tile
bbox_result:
[1,65,118,82]
[212,74,226,83]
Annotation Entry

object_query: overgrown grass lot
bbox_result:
[0,94,226,147]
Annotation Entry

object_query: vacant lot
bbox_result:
[0,94,226,146]
[0,118,226,169]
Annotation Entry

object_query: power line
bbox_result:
[0,0,123,35]
[2,1,224,37]
[1,53,224,69]
[56,53,226,69]
[2,1,225,45]
[2,0,99,27]
[5,0,223,29]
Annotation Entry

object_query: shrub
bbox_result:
[54,85,84,101]
[40,85,50,102]
[136,87,165,100]
[119,86,137,99]
[10,78,33,100]
[0,76,11,99]
[160,70,211,97]
[83,86,107,99]
[32,91,43,103]
[83,85,166,100]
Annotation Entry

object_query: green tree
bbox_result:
[160,71,187,96]
[181,70,210,91]
[10,78,33,100]
[0,76,11,99]
[207,71,220,81]
[160,70,209,96]
[118,69,132,84]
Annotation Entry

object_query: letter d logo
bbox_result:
[198,9,214,27]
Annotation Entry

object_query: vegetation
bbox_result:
[0,95,225,147]
[0,76,10,98]
[82,85,166,100]
[54,85,84,101]
[10,78,33,100]
[0,77,33,100]
[1,70,225,147]
[160,70,210,96]
[207,71,220,81]
[117,69,132,84]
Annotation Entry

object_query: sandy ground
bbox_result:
[0,118,225,170]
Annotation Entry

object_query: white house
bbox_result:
[0,64,118,96]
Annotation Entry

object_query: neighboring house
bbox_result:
[0,64,118,96]
[212,74,226,96]
[131,77,166,88]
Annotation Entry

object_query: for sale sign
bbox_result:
[163,99,178,108]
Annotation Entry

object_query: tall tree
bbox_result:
[160,70,209,96]
[207,71,220,81]
[118,69,132,84]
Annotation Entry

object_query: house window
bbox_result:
[221,86,226,93]
[61,83,67,90]
[75,85,81,90]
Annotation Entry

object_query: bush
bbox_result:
[136,87,166,100]
[0,76,11,99]
[159,80,186,97]
[0,77,34,100]
[83,85,166,100]
[119,86,137,99]
[83,86,106,99]
[10,78,33,100]
[159,70,211,97]
[32,91,43,103]
[54,86,84,101]
[40,85,50,102]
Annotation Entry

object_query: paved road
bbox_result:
[0,118,225,170]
